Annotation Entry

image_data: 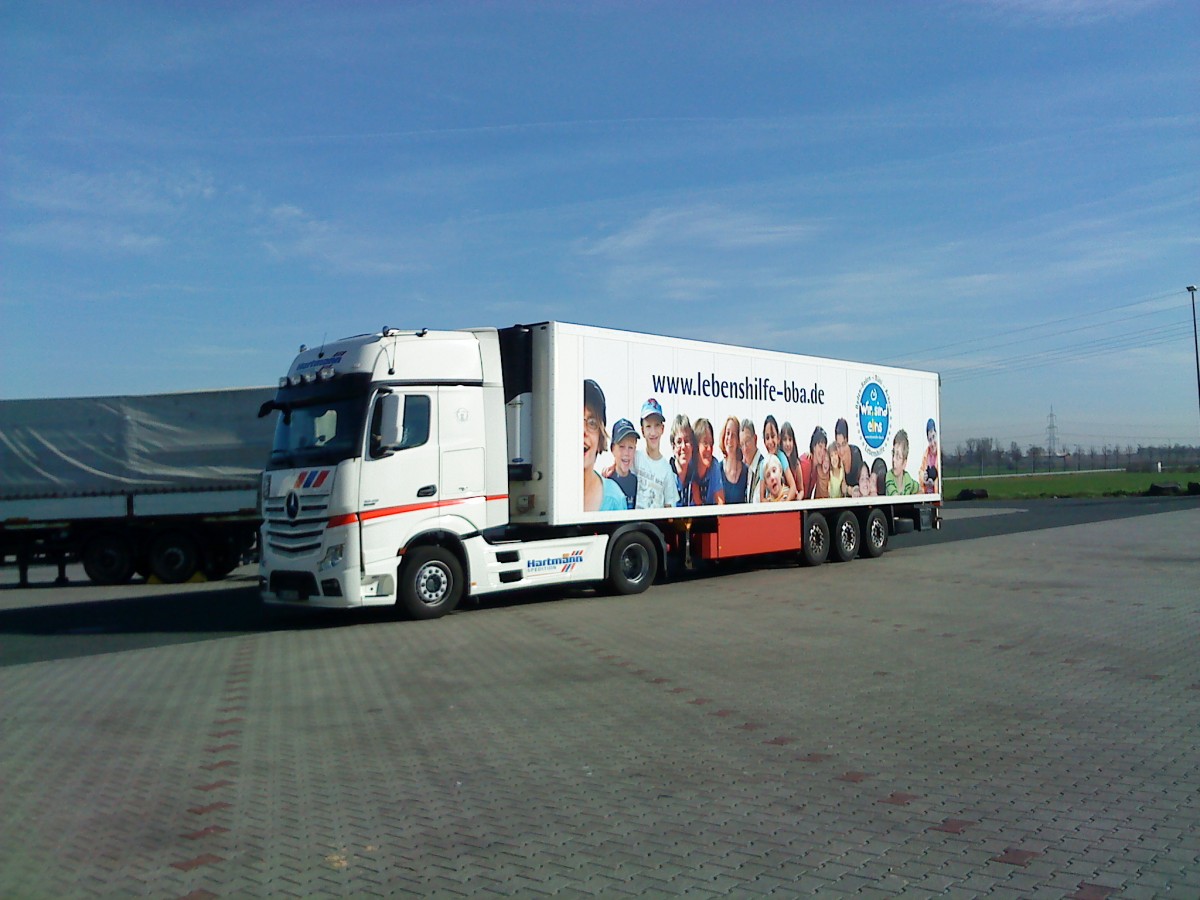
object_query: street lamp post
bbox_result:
[1190,285,1200,437]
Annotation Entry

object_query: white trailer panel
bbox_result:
[523,322,941,526]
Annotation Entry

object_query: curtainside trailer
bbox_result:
[1,388,274,586]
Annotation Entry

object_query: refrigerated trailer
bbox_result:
[0,388,275,586]
[258,322,941,618]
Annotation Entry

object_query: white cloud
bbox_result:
[9,219,164,254]
[966,0,1167,26]
[581,205,821,259]
[8,164,214,216]
[257,203,408,277]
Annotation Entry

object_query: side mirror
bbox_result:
[378,393,403,449]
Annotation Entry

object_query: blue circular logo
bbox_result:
[858,379,890,451]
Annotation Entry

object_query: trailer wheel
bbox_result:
[861,508,889,558]
[607,531,658,595]
[832,510,861,563]
[398,547,463,620]
[202,535,241,580]
[800,512,830,566]
[82,534,135,585]
[149,531,200,583]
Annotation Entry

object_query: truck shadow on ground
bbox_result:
[5,497,1195,668]
[0,562,773,668]
[0,579,379,667]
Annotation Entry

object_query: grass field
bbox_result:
[944,470,1200,500]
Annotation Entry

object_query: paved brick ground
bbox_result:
[1,503,1197,896]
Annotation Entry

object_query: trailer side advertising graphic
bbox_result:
[550,324,940,522]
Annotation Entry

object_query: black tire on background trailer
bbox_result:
[82,533,136,585]
[861,508,889,558]
[831,510,861,563]
[800,512,830,566]
[398,546,463,620]
[607,531,658,595]
[202,534,241,580]
[149,531,200,583]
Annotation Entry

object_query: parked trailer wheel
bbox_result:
[861,508,889,558]
[607,531,658,595]
[398,547,463,620]
[831,510,861,563]
[800,512,830,566]
[82,533,135,585]
[149,531,200,583]
[202,534,242,580]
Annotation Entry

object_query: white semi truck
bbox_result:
[0,388,274,586]
[259,322,941,618]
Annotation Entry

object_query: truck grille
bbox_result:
[264,496,331,557]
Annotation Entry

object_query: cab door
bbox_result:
[359,389,439,572]
[436,385,486,525]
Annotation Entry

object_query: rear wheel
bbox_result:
[800,512,830,566]
[202,534,242,580]
[82,533,135,585]
[831,510,861,563]
[398,547,463,620]
[607,531,658,595]
[861,508,889,558]
[149,531,200,583]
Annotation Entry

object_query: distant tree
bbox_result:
[1027,445,1044,470]
[1009,442,1022,471]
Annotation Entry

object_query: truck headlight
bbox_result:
[319,544,345,571]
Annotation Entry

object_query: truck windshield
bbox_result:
[266,395,368,470]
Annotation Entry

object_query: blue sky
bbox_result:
[3,0,1197,451]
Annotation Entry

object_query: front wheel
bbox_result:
[800,512,830,566]
[607,532,658,595]
[398,547,464,620]
[861,508,889,558]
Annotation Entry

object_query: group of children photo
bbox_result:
[583,378,939,512]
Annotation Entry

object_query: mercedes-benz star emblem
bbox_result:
[285,490,300,520]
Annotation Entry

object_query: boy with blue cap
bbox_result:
[608,418,639,509]
[633,398,679,509]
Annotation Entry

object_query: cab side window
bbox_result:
[398,395,430,450]
[369,394,431,459]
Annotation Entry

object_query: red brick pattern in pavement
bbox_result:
[0,504,1198,896]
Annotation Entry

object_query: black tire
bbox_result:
[800,512,830,566]
[607,531,658,595]
[82,533,135,585]
[398,547,463,620]
[831,510,861,563]
[202,535,241,580]
[149,531,200,583]
[861,508,889,558]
